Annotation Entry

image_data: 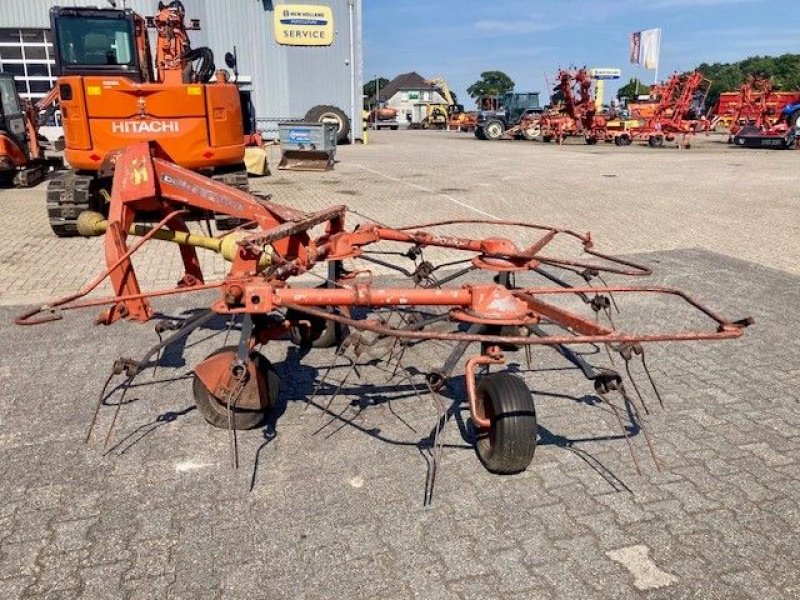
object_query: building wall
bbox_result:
[386,90,447,123]
[0,0,363,140]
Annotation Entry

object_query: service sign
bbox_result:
[274,4,334,46]
[590,68,621,80]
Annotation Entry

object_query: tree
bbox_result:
[617,77,651,100]
[363,77,390,109]
[467,71,515,100]
[690,53,800,108]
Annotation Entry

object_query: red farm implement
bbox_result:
[17,142,752,497]
[538,68,609,145]
[616,72,712,148]
[712,75,800,149]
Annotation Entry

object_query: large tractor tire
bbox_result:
[483,119,506,141]
[212,164,250,231]
[46,171,103,238]
[304,104,351,144]
[521,122,541,141]
[475,127,487,140]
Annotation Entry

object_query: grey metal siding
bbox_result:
[0,0,363,139]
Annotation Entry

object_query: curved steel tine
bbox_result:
[103,376,133,451]
[599,391,641,475]
[619,384,660,472]
[624,358,650,415]
[86,370,116,444]
[640,349,665,409]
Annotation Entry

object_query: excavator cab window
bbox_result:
[51,8,142,81]
[0,75,23,118]
[0,74,28,151]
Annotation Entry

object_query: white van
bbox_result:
[38,109,64,150]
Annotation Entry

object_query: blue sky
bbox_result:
[363,0,798,104]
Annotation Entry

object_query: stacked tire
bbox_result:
[304,105,351,144]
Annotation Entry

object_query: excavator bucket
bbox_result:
[278,149,334,172]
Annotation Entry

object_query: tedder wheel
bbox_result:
[614,134,632,146]
[192,347,279,430]
[483,119,506,141]
[286,304,343,349]
[473,373,538,474]
[542,135,553,143]
[304,104,351,144]
[648,135,664,148]
[474,126,487,140]
[585,136,598,145]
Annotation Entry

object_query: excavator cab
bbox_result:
[51,8,146,81]
[0,73,45,187]
[0,74,28,156]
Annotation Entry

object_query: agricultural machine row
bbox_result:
[17,141,752,492]
[711,74,800,149]
[476,69,713,149]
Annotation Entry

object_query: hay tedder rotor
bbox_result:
[17,142,751,489]
[538,68,609,145]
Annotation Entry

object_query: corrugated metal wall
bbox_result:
[1,0,363,139]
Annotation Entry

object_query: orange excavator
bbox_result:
[0,76,58,187]
[47,1,247,236]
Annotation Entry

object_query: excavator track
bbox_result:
[212,165,250,230]
[47,172,96,237]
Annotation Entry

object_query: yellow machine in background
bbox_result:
[428,76,475,130]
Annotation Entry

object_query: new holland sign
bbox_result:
[274,4,334,46]
[590,68,622,80]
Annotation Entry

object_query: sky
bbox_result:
[363,0,799,104]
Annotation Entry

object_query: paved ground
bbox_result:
[0,131,798,598]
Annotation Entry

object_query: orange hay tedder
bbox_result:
[17,139,752,497]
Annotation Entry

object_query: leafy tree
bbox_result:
[363,77,390,108]
[617,77,651,100]
[467,71,515,100]
[688,53,800,108]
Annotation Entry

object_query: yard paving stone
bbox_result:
[0,131,798,597]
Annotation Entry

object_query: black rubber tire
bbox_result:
[474,127,487,140]
[287,304,342,349]
[474,373,537,474]
[483,119,506,141]
[212,164,250,230]
[585,136,598,145]
[542,135,553,143]
[648,135,664,148]
[192,347,279,430]
[614,134,631,146]
[390,125,399,130]
[304,104,351,144]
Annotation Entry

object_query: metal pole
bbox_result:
[348,0,357,142]
[654,29,661,85]
[375,75,380,130]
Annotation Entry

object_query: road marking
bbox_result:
[606,545,678,590]
[352,164,501,221]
